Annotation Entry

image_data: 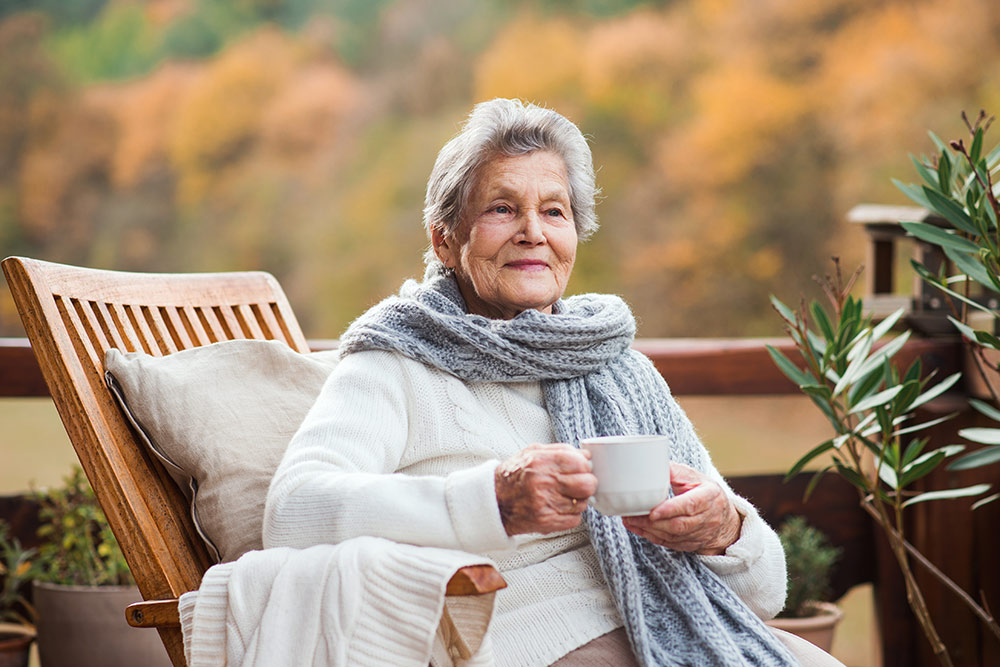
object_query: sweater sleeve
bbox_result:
[262,350,516,555]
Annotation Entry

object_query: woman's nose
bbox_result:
[517,210,546,245]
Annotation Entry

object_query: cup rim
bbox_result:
[580,434,669,446]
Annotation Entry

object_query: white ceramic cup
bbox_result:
[580,434,671,516]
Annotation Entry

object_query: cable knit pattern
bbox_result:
[332,268,796,667]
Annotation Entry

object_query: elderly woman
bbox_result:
[263,99,832,666]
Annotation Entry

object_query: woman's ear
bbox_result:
[431,225,455,268]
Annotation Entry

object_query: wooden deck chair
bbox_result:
[2,256,505,667]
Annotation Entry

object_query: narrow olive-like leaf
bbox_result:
[877,462,899,489]
[870,308,906,342]
[770,295,798,325]
[969,398,1000,422]
[903,356,922,384]
[902,220,981,253]
[918,186,979,234]
[894,178,934,208]
[891,379,922,415]
[912,260,997,314]
[833,460,871,493]
[835,334,873,397]
[804,466,832,501]
[810,301,835,342]
[910,155,940,189]
[893,413,958,438]
[971,127,984,164]
[900,447,965,487]
[806,329,827,357]
[845,330,873,363]
[976,329,1000,350]
[801,384,832,401]
[901,484,991,508]
[766,345,810,386]
[849,366,885,406]
[902,437,929,467]
[785,439,835,480]
[908,372,961,411]
[972,493,1000,510]
[928,130,948,153]
[856,331,911,383]
[851,385,904,414]
[936,150,952,194]
[957,427,1000,445]
[942,246,995,291]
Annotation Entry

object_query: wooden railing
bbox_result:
[3,335,997,666]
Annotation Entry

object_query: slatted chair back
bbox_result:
[2,256,310,666]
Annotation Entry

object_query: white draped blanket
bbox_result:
[179,537,497,666]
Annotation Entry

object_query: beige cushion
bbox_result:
[104,340,339,563]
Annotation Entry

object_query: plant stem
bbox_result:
[971,346,1000,407]
[858,496,955,666]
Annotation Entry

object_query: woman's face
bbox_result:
[432,150,578,320]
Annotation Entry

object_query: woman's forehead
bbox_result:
[474,152,570,198]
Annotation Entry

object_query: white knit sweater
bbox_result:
[263,349,787,666]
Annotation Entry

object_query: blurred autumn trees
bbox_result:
[2,0,1000,338]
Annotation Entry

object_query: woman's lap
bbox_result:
[548,626,845,666]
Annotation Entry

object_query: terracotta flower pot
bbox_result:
[33,582,171,667]
[766,601,844,653]
[0,623,34,667]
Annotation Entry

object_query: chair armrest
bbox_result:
[126,564,507,628]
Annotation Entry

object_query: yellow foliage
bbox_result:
[259,63,360,165]
[169,28,300,205]
[659,60,805,187]
[581,7,693,129]
[104,63,200,188]
[473,12,583,106]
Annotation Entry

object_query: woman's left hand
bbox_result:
[621,462,742,556]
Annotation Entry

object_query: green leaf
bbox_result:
[958,427,1000,445]
[902,220,980,253]
[903,357,923,384]
[810,301,835,343]
[902,484,991,508]
[972,493,1000,509]
[894,178,934,208]
[911,155,940,189]
[947,445,1000,470]
[893,413,958,438]
[806,330,827,358]
[870,308,906,342]
[770,295,798,325]
[928,130,948,153]
[936,149,952,194]
[804,466,831,501]
[969,398,1000,422]
[912,260,997,315]
[785,439,836,480]
[946,316,1000,351]
[902,437,929,467]
[833,460,871,493]
[767,345,810,386]
[877,461,899,489]
[801,384,832,401]
[971,127,984,164]
[908,372,961,411]
[891,379,922,415]
[851,385,904,413]
[942,246,997,292]
[834,334,874,397]
[900,446,964,486]
[848,365,885,406]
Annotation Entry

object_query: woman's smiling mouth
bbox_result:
[505,259,549,271]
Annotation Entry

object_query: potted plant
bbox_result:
[766,516,844,652]
[29,466,170,667]
[0,523,36,667]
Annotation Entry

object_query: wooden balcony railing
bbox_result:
[2,335,997,666]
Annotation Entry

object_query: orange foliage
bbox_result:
[473,12,583,107]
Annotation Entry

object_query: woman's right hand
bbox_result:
[494,443,597,536]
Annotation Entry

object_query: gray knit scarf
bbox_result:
[338,269,797,667]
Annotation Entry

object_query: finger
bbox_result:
[556,472,598,499]
[669,461,709,494]
[648,483,719,521]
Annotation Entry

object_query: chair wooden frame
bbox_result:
[2,256,504,667]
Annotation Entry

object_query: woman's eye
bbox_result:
[492,205,511,214]
[547,208,564,217]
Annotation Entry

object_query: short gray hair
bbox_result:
[423,98,599,264]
